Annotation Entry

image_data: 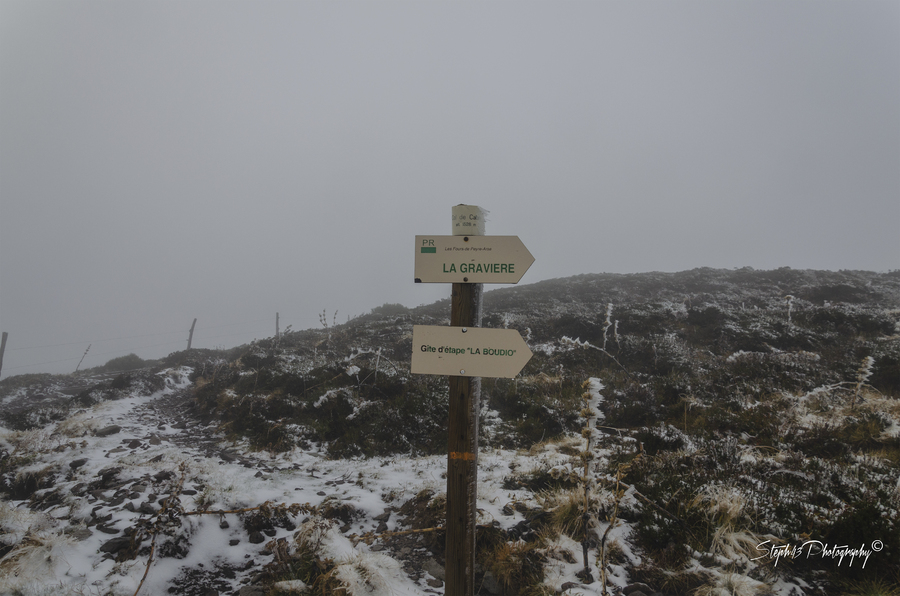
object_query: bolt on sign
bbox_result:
[411,325,533,378]
[414,235,534,284]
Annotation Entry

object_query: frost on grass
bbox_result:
[0,515,79,596]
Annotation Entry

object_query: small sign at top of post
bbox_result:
[452,204,486,236]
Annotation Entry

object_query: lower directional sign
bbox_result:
[411,325,533,378]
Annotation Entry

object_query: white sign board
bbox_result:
[411,325,533,378]
[414,235,534,284]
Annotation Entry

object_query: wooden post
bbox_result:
[0,332,8,377]
[276,312,280,340]
[75,344,91,373]
[445,205,485,596]
[187,318,197,350]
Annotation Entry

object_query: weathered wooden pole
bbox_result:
[445,205,485,596]
[0,332,8,377]
[187,318,197,350]
[276,312,280,340]
[75,344,91,373]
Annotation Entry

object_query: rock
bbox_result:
[624,584,655,596]
[96,466,122,486]
[507,519,533,541]
[95,425,122,437]
[237,587,265,596]
[480,571,502,595]
[64,527,93,541]
[376,522,388,533]
[138,502,157,515]
[99,536,132,554]
[127,439,142,449]
[70,458,89,470]
[96,525,119,534]
[423,558,444,580]
[91,512,112,523]
[426,578,443,588]
[575,568,595,583]
[248,531,265,544]
[373,511,391,522]
[230,539,240,546]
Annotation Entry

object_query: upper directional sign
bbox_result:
[414,235,534,284]
[411,325,533,378]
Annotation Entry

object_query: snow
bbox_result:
[2,367,589,595]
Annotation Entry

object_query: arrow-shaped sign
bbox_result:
[411,325,533,378]
[414,235,534,284]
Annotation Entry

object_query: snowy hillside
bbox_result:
[1,268,898,596]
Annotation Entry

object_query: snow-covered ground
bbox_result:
[0,367,636,596]
[3,265,899,596]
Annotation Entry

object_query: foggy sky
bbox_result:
[1,0,898,377]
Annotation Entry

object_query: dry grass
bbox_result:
[55,412,102,438]
[693,571,772,596]
[0,531,79,595]
[841,578,900,596]
[689,486,764,564]
[484,539,546,596]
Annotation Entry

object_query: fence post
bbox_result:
[187,318,197,350]
[0,332,8,377]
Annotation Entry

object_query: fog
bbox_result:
[1,0,898,377]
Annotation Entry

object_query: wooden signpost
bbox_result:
[412,205,533,596]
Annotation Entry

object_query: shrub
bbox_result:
[96,353,152,373]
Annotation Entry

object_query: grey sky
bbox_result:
[1,0,898,376]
